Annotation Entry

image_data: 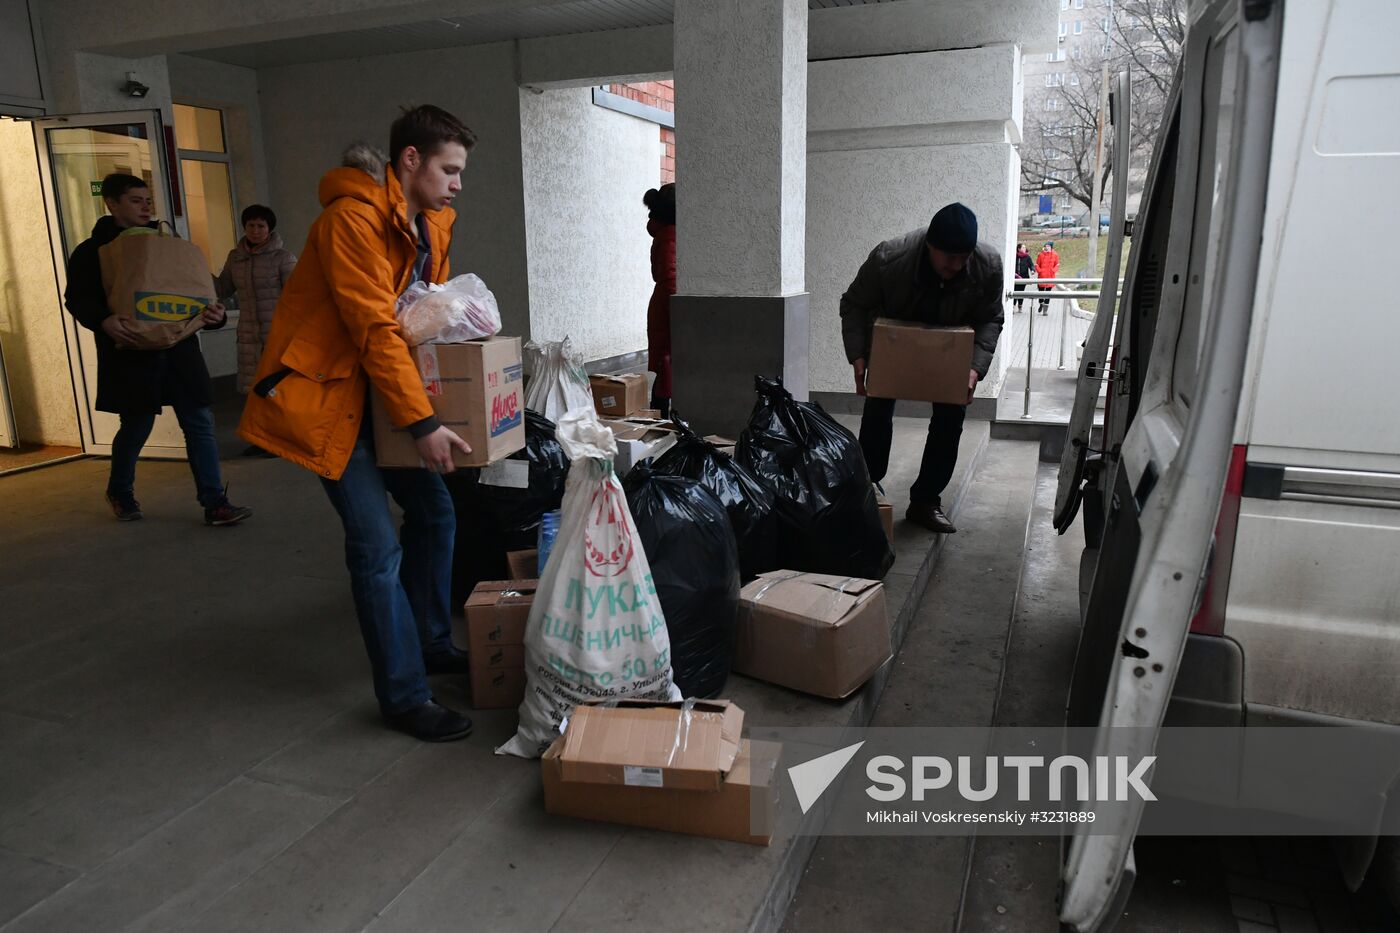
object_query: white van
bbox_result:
[1052,0,1400,928]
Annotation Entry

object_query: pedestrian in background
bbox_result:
[63,173,252,526]
[215,203,296,456]
[643,183,676,418]
[1013,243,1033,313]
[1035,241,1060,314]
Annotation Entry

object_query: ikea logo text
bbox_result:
[134,292,205,322]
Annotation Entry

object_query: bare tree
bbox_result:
[1020,0,1185,215]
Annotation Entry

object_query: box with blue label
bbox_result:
[371,336,526,468]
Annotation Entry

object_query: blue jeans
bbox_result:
[108,401,225,508]
[320,435,456,715]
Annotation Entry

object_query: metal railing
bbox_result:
[1005,277,1121,419]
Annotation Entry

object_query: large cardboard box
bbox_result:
[464,580,536,709]
[865,319,974,405]
[735,571,892,699]
[542,730,778,846]
[602,417,678,476]
[505,548,538,581]
[876,492,894,545]
[558,700,744,792]
[589,373,649,417]
[469,666,527,709]
[464,579,537,655]
[371,337,526,469]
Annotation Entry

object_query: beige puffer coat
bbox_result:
[216,232,297,393]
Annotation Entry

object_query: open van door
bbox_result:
[1052,70,1132,533]
[1058,1,1282,930]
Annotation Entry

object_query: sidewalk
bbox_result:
[0,406,985,932]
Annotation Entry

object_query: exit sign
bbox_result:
[90,181,102,196]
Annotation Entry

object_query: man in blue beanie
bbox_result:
[839,202,1005,533]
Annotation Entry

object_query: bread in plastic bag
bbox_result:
[395,273,501,345]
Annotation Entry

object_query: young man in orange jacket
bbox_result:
[239,106,477,742]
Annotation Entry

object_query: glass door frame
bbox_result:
[31,108,188,458]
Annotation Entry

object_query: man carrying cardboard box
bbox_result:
[839,203,1004,534]
[239,106,478,742]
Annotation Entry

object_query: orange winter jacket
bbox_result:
[1035,248,1060,289]
[239,145,454,480]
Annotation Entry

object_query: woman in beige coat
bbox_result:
[216,204,296,455]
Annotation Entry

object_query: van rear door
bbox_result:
[1058,2,1283,929]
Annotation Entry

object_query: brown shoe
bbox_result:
[906,501,956,534]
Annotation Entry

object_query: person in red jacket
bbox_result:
[643,183,676,418]
[1035,241,1060,314]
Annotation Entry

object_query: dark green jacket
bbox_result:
[839,229,1005,377]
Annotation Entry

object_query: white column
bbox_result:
[670,0,809,432]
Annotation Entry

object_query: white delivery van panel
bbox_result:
[1227,497,1400,724]
[1244,0,1400,464]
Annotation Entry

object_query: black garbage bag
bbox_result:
[474,410,570,551]
[736,375,894,580]
[651,419,781,581]
[443,411,570,608]
[623,465,740,698]
[442,469,509,610]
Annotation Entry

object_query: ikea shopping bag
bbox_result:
[98,224,213,350]
[498,408,681,758]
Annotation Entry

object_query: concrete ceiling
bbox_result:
[188,0,904,69]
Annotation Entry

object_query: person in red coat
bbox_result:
[1035,241,1060,314]
[643,183,676,418]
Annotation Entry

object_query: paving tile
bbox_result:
[4,778,339,933]
[247,707,418,799]
[183,741,532,932]
[365,782,624,933]
[1273,904,1321,933]
[1233,895,1277,925]
[0,847,80,927]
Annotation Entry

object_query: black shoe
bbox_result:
[105,492,143,522]
[424,648,472,675]
[906,501,957,534]
[204,500,253,526]
[385,699,474,742]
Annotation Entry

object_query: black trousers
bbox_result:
[858,396,966,506]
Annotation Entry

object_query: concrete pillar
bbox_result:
[670,0,809,436]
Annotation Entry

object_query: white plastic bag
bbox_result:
[523,337,593,422]
[497,407,681,758]
[395,273,501,345]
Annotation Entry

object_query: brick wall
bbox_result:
[612,80,675,184]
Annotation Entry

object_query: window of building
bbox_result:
[1074,20,1084,34]
[172,103,236,273]
[1058,22,1068,37]
[1057,48,1068,61]
[1070,73,1081,85]
[1061,0,1070,9]
[1074,0,1085,8]
[1072,44,1084,60]
[1045,97,1061,112]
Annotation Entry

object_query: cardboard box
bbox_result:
[558,699,744,792]
[463,579,537,656]
[372,337,526,468]
[542,736,779,846]
[865,319,974,405]
[735,570,892,699]
[876,492,894,545]
[505,548,537,581]
[602,417,678,476]
[470,666,527,710]
[589,373,649,417]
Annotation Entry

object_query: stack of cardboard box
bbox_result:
[541,700,778,845]
[463,580,537,709]
[588,373,649,417]
[371,336,527,469]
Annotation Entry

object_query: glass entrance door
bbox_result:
[31,110,189,457]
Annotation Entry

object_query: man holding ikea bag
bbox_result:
[64,172,252,526]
